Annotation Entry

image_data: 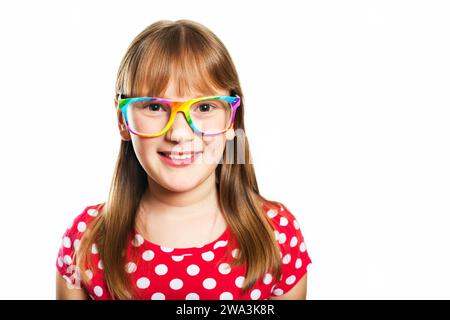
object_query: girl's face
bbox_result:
[116,82,235,192]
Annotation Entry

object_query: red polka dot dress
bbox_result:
[56,202,312,300]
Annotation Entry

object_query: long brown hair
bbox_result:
[76,19,283,299]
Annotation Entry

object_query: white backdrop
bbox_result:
[0,0,449,299]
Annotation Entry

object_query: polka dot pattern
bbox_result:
[151,292,165,300]
[77,222,86,233]
[169,278,183,290]
[155,264,168,276]
[94,286,103,297]
[126,262,137,273]
[142,250,155,261]
[220,292,233,300]
[187,264,200,276]
[203,278,216,290]
[137,277,150,289]
[56,203,312,300]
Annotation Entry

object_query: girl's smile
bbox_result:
[157,150,203,167]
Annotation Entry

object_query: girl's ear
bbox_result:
[116,108,131,141]
[225,128,235,141]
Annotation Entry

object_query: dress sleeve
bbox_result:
[270,205,312,297]
[55,205,99,289]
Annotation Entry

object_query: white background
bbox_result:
[0,0,449,299]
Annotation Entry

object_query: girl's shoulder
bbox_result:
[56,203,104,288]
[262,201,305,239]
[62,203,104,238]
[261,201,312,297]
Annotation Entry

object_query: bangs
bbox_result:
[128,26,230,99]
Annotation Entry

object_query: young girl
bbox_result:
[56,19,312,300]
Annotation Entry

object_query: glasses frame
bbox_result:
[116,93,241,138]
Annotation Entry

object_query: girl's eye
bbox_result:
[196,103,215,112]
[146,103,168,112]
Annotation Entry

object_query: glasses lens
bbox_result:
[190,98,232,135]
[126,99,171,135]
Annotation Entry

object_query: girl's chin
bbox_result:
[156,171,204,191]
[160,180,201,192]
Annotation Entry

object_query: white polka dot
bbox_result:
[306,262,311,271]
[251,289,261,300]
[203,278,216,290]
[278,233,287,244]
[151,292,165,300]
[85,269,93,280]
[290,236,298,247]
[286,275,296,285]
[160,246,174,253]
[231,248,240,259]
[63,255,72,265]
[171,255,185,262]
[57,257,64,268]
[77,221,86,232]
[155,264,168,275]
[218,263,231,275]
[132,234,144,247]
[73,239,80,251]
[220,292,233,300]
[87,208,98,217]
[201,251,214,261]
[235,276,245,288]
[170,278,183,290]
[300,242,306,252]
[267,209,278,218]
[279,217,289,226]
[94,286,103,297]
[63,236,71,248]
[142,250,155,261]
[91,243,98,254]
[187,264,200,276]
[186,293,200,300]
[273,288,284,296]
[137,277,150,289]
[213,240,228,250]
[125,262,137,273]
[293,219,300,230]
[282,254,291,264]
[295,258,302,269]
[279,205,285,211]
[263,273,272,285]
[98,260,103,270]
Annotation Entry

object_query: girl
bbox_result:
[56,19,312,300]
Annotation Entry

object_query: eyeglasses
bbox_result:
[117,93,241,138]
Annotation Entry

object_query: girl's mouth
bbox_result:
[157,151,202,167]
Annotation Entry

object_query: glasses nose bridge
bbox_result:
[169,100,193,130]
[171,100,191,112]
[170,100,193,120]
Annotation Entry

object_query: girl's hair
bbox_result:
[75,19,283,299]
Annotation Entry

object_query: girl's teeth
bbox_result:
[168,154,192,160]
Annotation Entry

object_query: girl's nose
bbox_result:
[166,111,194,142]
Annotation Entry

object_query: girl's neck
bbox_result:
[140,173,220,223]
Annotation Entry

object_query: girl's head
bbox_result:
[76,19,283,300]
[114,20,241,192]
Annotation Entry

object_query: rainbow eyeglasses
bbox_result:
[117,93,241,138]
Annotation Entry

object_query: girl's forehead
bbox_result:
[138,84,228,100]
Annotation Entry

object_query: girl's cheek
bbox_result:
[201,136,226,165]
